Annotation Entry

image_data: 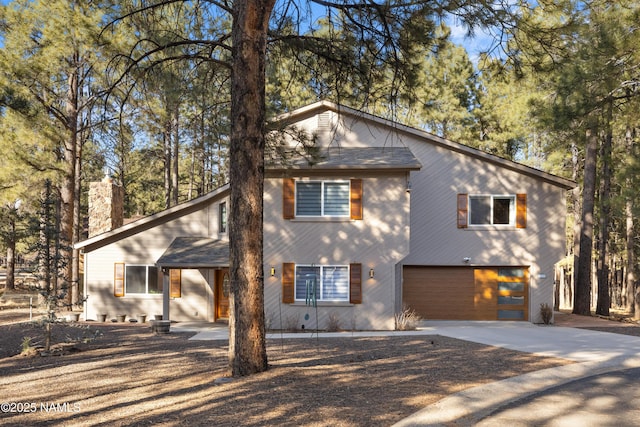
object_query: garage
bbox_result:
[402,266,529,321]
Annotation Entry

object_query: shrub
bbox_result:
[395,305,421,331]
[327,312,340,332]
[540,303,553,325]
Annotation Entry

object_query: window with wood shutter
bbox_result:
[516,194,527,228]
[350,179,363,220]
[349,263,362,304]
[282,263,362,304]
[459,193,526,228]
[283,178,362,219]
[170,269,181,298]
[116,264,161,295]
[282,262,295,303]
[114,263,125,297]
[457,194,468,228]
[283,179,295,219]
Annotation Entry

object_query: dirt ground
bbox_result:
[0,309,637,427]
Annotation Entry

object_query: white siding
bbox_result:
[288,108,568,323]
[263,173,411,330]
[83,198,226,322]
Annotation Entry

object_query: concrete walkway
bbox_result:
[172,314,640,426]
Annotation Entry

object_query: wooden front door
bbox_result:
[215,269,230,320]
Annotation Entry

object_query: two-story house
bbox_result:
[75,101,574,328]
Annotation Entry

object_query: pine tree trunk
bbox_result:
[595,116,612,316]
[573,125,598,315]
[228,0,275,377]
[172,106,179,206]
[164,121,172,209]
[6,239,16,291]
[55,64,79,308]
[626,126,638,318]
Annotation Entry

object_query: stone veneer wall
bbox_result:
[88,177,124,237]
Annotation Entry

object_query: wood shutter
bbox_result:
[457,194,468,228]
[350,179,363,220]
[114,263,124,297]
[170,269,181,298]
[282,262,295,303]
[349,263,362,304]
[516,193,527,229]
[283,178,295,219]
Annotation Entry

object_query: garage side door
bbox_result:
[402,267,475,320]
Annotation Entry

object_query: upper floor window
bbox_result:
[219,202,227,233]
[296,181,350,217]
[283,178,363,220]
[469,195,515,226]
[458,193,527,229]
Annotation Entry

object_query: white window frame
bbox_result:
[294,264,350,302]
[295,180,350,218]
[219,202,227,234]
[124,264,160,295]
[468,194,516,226]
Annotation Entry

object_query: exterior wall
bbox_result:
[83,197,228,322]
[288,109,568,323]
[263,172,411,330]
[400,140,567,323]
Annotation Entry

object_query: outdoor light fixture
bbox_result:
[369,268,375,279]
[270,266,276,277]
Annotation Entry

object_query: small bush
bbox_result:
[540,303,553,325]
[395,306,421,331]
[21,336,33,354]
[327,312,340,332]
[283,313,300,331]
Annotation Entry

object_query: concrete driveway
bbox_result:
[393,315,640,426]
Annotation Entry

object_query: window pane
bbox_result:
[148,266,161,294]
[493,197,513,224]
[321,266,349,301]
[498,268,525,278]
[295,266,320,301]
[470,196,491,224]
[498,310,524,320]
[498,295,525,305]
[498,282,525,292]
[296,182,322,216]
[125,266,146,293]
[219,202,227,233]
[324,182,350,216]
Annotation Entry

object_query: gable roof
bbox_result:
[274,100,576,190]
[74,183,230,252]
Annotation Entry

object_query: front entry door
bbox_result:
[215,269,230,320]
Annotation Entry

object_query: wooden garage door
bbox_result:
[402,267,475,320]
[403,266,529,321]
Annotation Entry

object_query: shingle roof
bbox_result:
[267,147,422,171]
[156,237,229,268]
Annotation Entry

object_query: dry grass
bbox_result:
[0,309,574,427]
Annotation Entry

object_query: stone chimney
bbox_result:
[88,175,124,237]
